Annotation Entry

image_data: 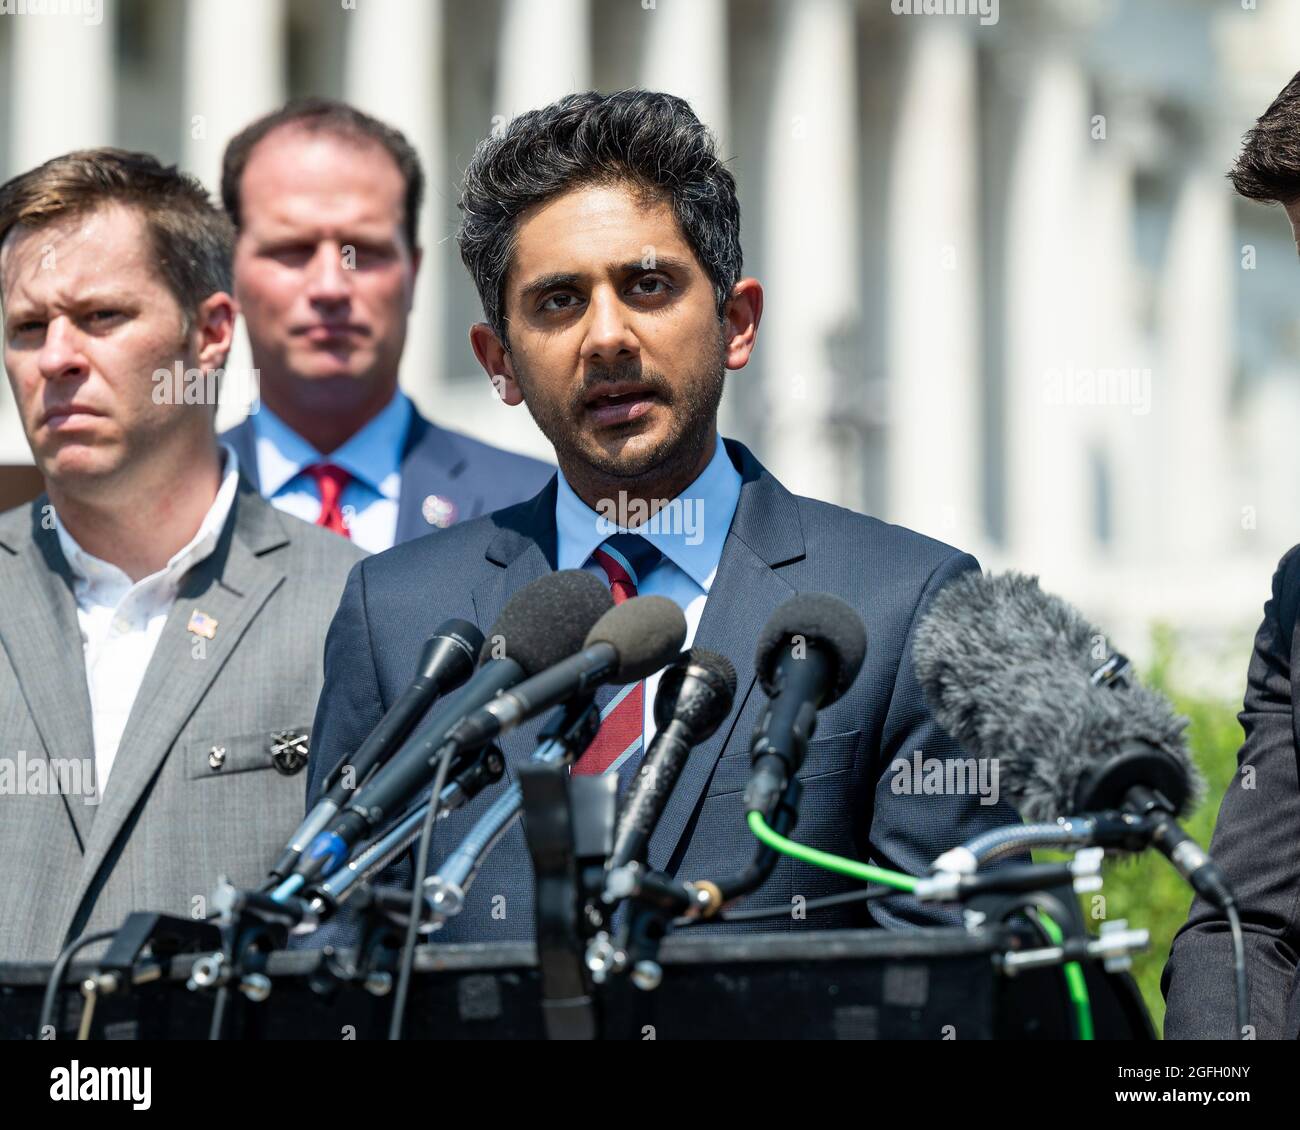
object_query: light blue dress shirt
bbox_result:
[555,434,742,746]
[251,390,413,553]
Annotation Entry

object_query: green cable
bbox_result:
[1034,910,1094,1040]
[746,810,1095,1040]
[746,810,919,890]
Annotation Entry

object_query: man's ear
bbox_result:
[194,291,237,374]
[469,321,524,406]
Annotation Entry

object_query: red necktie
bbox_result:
[305,463,352,538]
[571,535,661,776]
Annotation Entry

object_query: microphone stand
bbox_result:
[591,777,805,990]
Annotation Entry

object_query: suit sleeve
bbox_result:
[1162,547,1300,1040]
[295,558,412,950]
[304,558,387,812]
[865,551,1032,930]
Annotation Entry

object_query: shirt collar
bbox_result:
[251,388,412,499]
[55,443,242,599]
[555,434,741,591]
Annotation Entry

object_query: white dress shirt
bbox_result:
[250,390,411,554]
[54,446,241,793]
[554,435,743,747]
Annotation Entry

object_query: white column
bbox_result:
[638,0,732,434]
[9,6,113,166]
[183,0,285,430]
[495,0,591,122]
[344,0,446,413]
[3,3,116,462]
[1003,53,1093,575]
[886,24,980,548]
[182,0,285,193]
[1156,170,1233,561]
[639,0,728,147]
[760,0,858,505]
[1082,149,1156,567]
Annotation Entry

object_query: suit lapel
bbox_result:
[396,412,473,542]
[0,500,98,849]
[646,441,806,873]
[67,484,290,925]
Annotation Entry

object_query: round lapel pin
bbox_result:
[421,494,459,528]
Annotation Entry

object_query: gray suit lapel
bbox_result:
[67,484,290,923]
[0,500,97,848]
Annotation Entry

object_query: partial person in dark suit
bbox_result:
[302,90,1022,948]
[0,150,363,961]
[219,99,553,551]
[1163,71,1300,1040]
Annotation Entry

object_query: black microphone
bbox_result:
[442,596,688,751]
[910,571,1230,907]
[745,594,868,816]
[265,620,483,885]
[287,570,613,887]
[607,648,737,872]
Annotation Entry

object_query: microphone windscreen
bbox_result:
[586,595,687,681]
[755,593,867,704]
[912,570,1201,822]
[480,569,613,675]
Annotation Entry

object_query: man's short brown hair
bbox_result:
[0,147,233,328]
[1231,70,1300,205]
[221,97,424,250]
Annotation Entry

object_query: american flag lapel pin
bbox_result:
[187,609,218,640]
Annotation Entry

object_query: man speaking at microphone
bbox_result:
[304,89,1023,945]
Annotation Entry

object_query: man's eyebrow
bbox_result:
[517,256,695,303]
[517,271,583,304]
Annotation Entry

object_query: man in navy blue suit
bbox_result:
[303,89,1022,945]
[219,99,552,551]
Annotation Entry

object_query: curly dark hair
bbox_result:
[457,89,742,346]
[1231,69,1300,205]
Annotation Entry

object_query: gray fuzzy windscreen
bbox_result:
[911,571,1201,823]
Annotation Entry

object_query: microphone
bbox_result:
[607,648,737,873]
[264,620,483,885]
[910,571,1228,907]
[442,595,688,751]
[745,594,868,816]
[288,570,613,887]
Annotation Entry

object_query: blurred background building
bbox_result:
[1,0,1297,692]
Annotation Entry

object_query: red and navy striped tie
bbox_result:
[571,533,664,779]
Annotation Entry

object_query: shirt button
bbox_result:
[112,616,131,634]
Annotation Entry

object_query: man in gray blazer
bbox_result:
[0,148,364,962]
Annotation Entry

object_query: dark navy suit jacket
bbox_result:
[302,439,1025,945]
[221,408,554,544]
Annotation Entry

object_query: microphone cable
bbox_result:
[388,735,459,1040]
[37,927,118,1039]
[744,810,1094,1038]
